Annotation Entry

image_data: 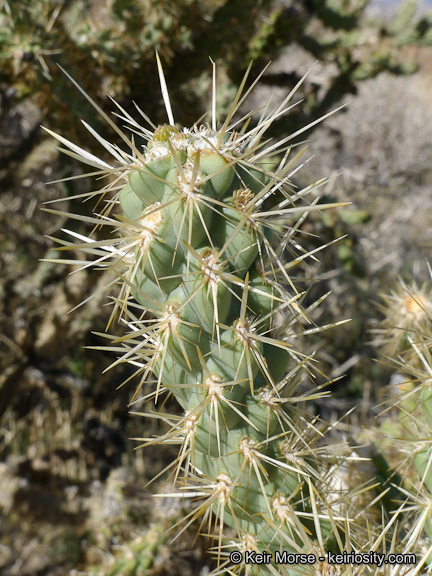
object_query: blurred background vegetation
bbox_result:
[1,0,432,574]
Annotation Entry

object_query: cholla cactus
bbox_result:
[374,279,432,572]
[45,57,352,574]
[373,279,432,356]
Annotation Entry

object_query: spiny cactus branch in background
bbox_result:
[44,56,356,575]
[371,278,432,571]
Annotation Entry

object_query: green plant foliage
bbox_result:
[1,0,426,152]
[383,0,432,46]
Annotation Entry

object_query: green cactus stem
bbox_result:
[44,56,350,574]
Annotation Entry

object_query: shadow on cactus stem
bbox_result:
[40,54,430,575]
